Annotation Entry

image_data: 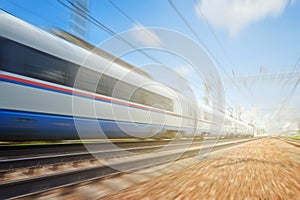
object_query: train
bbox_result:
[0,10,254,141]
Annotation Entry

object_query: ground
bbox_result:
[101,138,300,200]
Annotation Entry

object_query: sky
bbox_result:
[1,0,299,132]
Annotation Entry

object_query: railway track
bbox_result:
[0,141,200,172]
[280,137,300,147]
[0,138,246,172]
[0,138,257,199]
[0,138,243,158]
[0,139,178,158]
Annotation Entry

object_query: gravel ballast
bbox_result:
[102,138,300,199]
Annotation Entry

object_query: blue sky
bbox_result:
[1,0,299,130]
[1,0,299,73]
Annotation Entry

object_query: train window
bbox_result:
[0,38,173,111]
[224,120,232,126]
[198,111,203,119]
[0,38,26,74]
[0,38,78,86]
[75,68,120,97]
[185,102,194,117]
[133,88,173,111]
[25,64,69,84]
[74,67,173,111]
[75,68,99,93]
[112,81,134,101]
[97,74,118,97]
[129,88,142,105]
[203,111,212,121]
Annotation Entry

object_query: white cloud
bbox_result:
[130,24,162,47]
[174,65,192,75]
[196,0,291,36]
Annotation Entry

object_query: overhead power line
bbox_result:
[108,1,225,101]
[57,0,163,64]
[168,0,253,107]
[69,0,89,39]
[225,71,300,83]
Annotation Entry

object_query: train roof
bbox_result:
[51,29,152,79]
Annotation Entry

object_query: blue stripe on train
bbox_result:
[0,109,194,140]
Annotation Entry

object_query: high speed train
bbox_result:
[196,103,254,137]
[0,10,254,141]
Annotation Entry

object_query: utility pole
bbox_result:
[69,0,89,40]
[203,83,210,106]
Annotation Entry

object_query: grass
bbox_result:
[289,135,300,140]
